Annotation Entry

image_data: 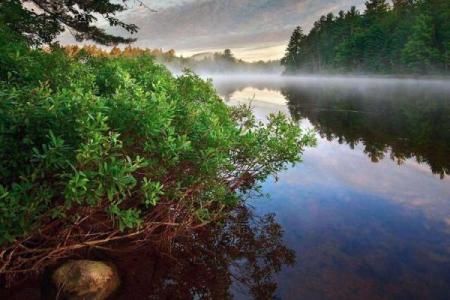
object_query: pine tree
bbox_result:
[281,26,305,73]
[402,14,440,72]
[365,0,390,16]
[0,0,141,45]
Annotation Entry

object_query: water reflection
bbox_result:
[258,172,450,299]
[214,75,450,178]
[115,205,294,300]
[282,82,450,178]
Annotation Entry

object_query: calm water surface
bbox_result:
[212,75,450,300]
[115,75,450,300]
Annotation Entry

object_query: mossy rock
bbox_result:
[52,260,120,300]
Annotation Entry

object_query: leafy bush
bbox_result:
[0,25,315,255]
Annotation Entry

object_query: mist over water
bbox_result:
[205,73,450,92]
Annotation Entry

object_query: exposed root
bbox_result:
[0,199,213,287]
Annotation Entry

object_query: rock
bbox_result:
[52,260,120,300]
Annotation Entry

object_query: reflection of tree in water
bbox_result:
[216,78,450,178]
[116,205,295,300]
[282,84,450,178]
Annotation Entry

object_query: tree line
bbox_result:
[63,44,177,60]
[63,45,281,74]
[282,0,450,74]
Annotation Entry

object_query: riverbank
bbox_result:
[0,26,314,286]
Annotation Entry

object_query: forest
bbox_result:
[282,0,450,74]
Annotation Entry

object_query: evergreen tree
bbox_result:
[365,0,390,14]
[281,26,305,73]
[402,14,440,72]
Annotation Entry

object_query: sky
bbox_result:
[62,0,367,61]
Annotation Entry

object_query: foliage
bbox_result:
[401,14,440,72]
[0,23,314,260]
[0,0,139,45]
[282,0,450,74]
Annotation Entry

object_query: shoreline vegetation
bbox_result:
[0,26,315,284]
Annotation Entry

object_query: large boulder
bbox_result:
[52,260,120,300]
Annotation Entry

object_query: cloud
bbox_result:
[122,0,366,60]
[60,0,366,61]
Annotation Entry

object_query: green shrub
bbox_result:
[0,25,315,246]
